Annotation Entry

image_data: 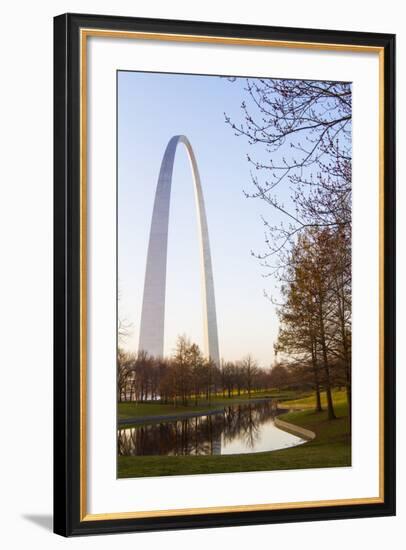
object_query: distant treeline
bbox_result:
[117,335,348,406]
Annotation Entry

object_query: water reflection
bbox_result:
[118,401,306,456]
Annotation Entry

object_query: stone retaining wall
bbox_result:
[274,417,316,441]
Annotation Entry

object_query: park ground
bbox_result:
[117,389,351,478]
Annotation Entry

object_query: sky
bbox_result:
[117,71,291,367]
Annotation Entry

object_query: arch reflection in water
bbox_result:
[117,401,306,457]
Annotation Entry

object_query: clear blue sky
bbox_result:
[117,71,290,367]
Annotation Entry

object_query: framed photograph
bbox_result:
[54,13,396,536]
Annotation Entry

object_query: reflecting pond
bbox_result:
[117,401,306,456]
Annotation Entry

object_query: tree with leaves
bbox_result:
[275,226,353,419]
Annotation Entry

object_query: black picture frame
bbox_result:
[54,12,396,536]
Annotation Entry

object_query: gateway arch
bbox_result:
[138,135,220,365]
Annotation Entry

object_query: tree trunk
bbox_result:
[311,339,323,412]
[336,278,352,424]
[319,303,336,420]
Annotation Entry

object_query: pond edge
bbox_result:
[274,417,316,441]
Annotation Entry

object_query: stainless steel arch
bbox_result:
[138,135,220,365]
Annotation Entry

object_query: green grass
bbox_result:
[117,391,351,478]
[118,402,203,420]
[281,389,347,410]
[118,389,297,421]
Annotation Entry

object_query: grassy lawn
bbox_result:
[118,389,297,421]
[117,390,351,478]
[281,389,348,410]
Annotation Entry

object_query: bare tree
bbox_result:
[225,77,352,265]
[241,355,259,399]
[224,77,352,420]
